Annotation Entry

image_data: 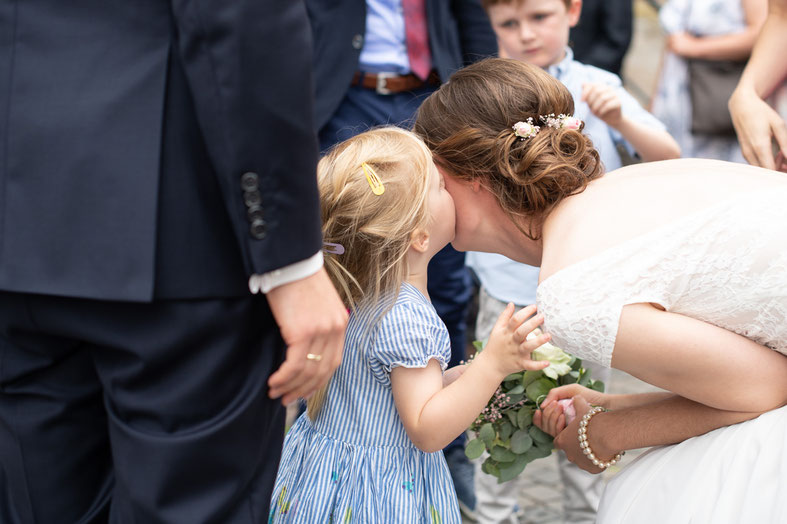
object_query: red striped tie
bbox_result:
[402,0,432,80]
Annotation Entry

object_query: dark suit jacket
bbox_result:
[570,0,633,75]
[306,0,497,131]
[0,0,323,302]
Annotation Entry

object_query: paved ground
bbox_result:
[464,2,669,522]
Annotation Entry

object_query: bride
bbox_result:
[413,58,787,523]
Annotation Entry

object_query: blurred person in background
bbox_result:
[729,0,787,170]
[569,0,634,75]
[651,0,768,161]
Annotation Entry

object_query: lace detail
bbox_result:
[536,188,787,367]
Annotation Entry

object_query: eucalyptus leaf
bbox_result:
[473,340,485,353]
[506,410,519,427]
[503,372,522,382]
[507,385,524,395]
[505,392,524,405]
[465,438,486,460]
[528,425,553,445]
[589,380,606,393]
[578,369,591,386]
[521,369,543,388]
[499,421,514,442]
[570,357,582,371]
[498,454,529,483]
[490,446,517,463]
[516,408,533,429]
[510,429,533,454]
[525,378,554,404]
[479,423,495,444]
[529,441,554,459]
[482,457,500,478]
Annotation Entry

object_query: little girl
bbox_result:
[269,127,551,523]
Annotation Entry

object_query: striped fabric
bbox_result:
[270,283,460,523]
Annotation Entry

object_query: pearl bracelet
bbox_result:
[577,406,625,469]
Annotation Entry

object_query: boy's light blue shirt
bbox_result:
[358,0,411,74]
[468,48,667,306]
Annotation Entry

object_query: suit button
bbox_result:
[250,218,267,239]
[247,204,264,222]
[241,172,259,192]
[352,34,364,50]
[243,190,262,207]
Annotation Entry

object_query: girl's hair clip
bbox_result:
[512,118,540,140]
[323,242,345,255]
[362,162,385,195]
[539,113,583,130]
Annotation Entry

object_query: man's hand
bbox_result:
[729,85,787,170]
[266,268,348,405]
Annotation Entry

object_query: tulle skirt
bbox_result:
[598,405,787,523]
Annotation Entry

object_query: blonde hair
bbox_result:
[307,126,435,420]
[414,58,602,239]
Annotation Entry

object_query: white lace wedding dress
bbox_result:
[536,187,787,523]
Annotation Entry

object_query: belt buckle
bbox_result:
[375,72,397,95]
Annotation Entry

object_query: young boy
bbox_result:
[466,2,681,523]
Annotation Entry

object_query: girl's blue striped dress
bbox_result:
[269,283,460,523]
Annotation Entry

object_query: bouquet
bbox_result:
[464,333,604,483]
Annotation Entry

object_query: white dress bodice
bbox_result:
[536,187,787,368]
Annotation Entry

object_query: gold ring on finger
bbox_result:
[305,353,323,362]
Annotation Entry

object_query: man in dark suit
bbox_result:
[570,0,634,75]
[304,0,496,517]
[0,1,347,522]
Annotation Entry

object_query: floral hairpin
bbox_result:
[512,118,540,140]
[539,113,583,130]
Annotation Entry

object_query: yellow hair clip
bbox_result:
[362,162,385,195]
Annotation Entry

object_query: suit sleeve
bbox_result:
[450,0,498,64]
[169,0,322,276]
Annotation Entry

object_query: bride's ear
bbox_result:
[409,228,430,253]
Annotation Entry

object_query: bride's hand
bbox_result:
[552,396,616,474]
[540,384,611,410]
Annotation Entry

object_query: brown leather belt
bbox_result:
[351,70,440,95]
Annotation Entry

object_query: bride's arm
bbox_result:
[611,303,787,413]
[549,394,766,473]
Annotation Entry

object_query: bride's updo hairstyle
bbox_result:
[414,58,602,239]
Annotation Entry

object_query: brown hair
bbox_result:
[307,126,434,420]
[482,0,573,11]
[414,58,602,239]
[481,0,572,10]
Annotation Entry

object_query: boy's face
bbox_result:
[487,0,582,69]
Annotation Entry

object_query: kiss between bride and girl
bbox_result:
[413,58,786,523]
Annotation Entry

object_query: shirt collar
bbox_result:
[547,47,573,81]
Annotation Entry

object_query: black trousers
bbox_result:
[0,292,285,524]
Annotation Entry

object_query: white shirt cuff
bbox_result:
[248,251,323,294]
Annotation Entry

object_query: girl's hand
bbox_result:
[582,83,623,128]
[483,303,551,378]
[533,399,566,437]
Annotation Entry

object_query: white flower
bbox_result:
[530,332,573,379]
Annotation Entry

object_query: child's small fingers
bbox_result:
[521,359,551,371]
[521,333,551,352]
[509,304,537,330]
[493,302,516,332]
[514,313,545,341]
[556,413,566,433]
